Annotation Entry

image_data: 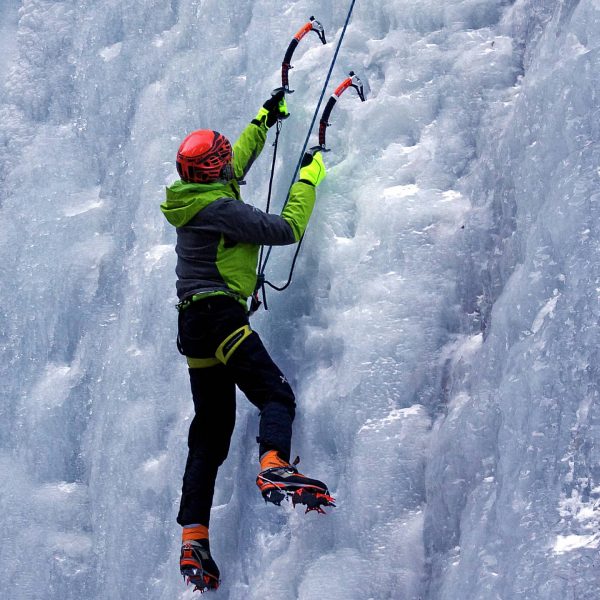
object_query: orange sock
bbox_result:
[182,524,209,542]
[260,450,289,471]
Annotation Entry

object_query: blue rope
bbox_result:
[258,0,357,285]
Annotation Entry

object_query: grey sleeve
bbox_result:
[199,197,297,246]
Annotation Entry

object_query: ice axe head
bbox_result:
[348,71,368,102]
[309,16,326,44]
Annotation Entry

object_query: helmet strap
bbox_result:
[220,163,235,182]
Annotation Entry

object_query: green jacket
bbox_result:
[161,121,316,306]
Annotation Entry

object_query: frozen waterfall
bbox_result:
[1,1,599,598]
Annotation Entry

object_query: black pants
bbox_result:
[176,295,296,527]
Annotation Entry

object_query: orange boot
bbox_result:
[180,525,220,592]
[256,450,336,514]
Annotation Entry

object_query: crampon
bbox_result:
[257,455,336,514]
[261,485,336,514]
[181,567,219,594]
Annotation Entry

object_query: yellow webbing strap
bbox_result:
[186,356,220,369]
[185,325,253,369]
[215,325,253,365]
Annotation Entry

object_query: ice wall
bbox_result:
[426,1,600,598]
[0,1,598,599]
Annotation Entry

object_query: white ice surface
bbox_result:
[1,1,600,599]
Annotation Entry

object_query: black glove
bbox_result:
[255,88,290,128]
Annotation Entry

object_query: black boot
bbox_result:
[180,537,220,593]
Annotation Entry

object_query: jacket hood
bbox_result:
[161,179,239,227]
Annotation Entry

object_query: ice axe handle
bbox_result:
[281,39,299,92]
[318,96,337,150]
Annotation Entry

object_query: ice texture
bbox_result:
[1,1,599,599]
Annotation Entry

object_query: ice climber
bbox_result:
[160,90,334,592]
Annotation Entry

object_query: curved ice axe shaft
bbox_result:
[282,16,327,92]
[318,71,367,151]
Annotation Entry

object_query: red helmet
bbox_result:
[176,129,233,183]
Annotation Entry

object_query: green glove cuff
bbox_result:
[277,96,290,119]
[254,106,270,126]
[299,151,326,187]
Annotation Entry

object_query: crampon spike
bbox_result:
[183,565,219,594]
[261,485,336,514]
[186,574,219,594]
[291,489,336,514]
